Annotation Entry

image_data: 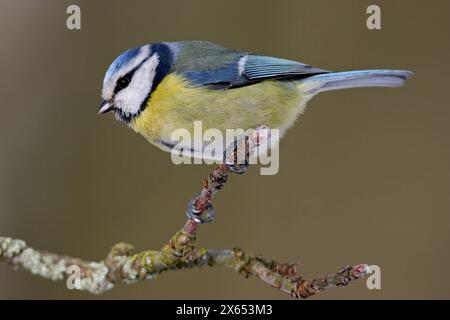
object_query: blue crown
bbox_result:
[105,47,141,79]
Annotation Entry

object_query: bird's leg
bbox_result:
[225,125,270,174]
[186,126,271,223]
[185,164,229,223]
[224,134,250,174]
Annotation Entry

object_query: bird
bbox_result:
[100,41,411,157]
[100,41,412,166]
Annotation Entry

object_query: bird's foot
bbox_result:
[225,125,270,174]
[186,192,216,224]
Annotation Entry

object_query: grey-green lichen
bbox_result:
[115,255,139,284]
[0,237,26,259]
[0,236,113,294]
[79,261,113,294]
[20,249,66,281]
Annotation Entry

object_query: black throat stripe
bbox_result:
[138,43,174,113]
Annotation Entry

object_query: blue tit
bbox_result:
[99,41,412,159]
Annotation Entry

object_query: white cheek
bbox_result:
[115,54,159,115]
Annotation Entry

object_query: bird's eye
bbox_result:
[118,77,130,87]
[114,75,131,93]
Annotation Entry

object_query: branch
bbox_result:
[0,221,369,297]
[0,128,371,297]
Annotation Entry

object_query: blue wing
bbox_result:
[242,55,329,82]
[175,50,329,89]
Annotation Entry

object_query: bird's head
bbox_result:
[99,43,173,123]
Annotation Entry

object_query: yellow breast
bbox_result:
[131,73,305,149]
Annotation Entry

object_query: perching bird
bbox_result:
[99,40,411,160]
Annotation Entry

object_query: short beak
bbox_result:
[98,100,114,114]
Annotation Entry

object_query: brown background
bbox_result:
[0,0,449,299]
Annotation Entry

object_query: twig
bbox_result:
[0,127,371,297]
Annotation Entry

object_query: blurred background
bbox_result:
[0,0,449,299]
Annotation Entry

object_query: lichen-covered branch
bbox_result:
[0,127,370,297]
[0,219,369,297]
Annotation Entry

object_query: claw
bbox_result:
[186,194,216,224]
[226,162,248,174]
[224,135,250,174]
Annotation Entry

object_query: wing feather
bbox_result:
[244,55,329,80]
[170,41,329,89]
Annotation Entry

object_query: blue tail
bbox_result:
[299,69,412,97]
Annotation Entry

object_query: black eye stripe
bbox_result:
[114,73,133,93]
[113,55,152,95]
